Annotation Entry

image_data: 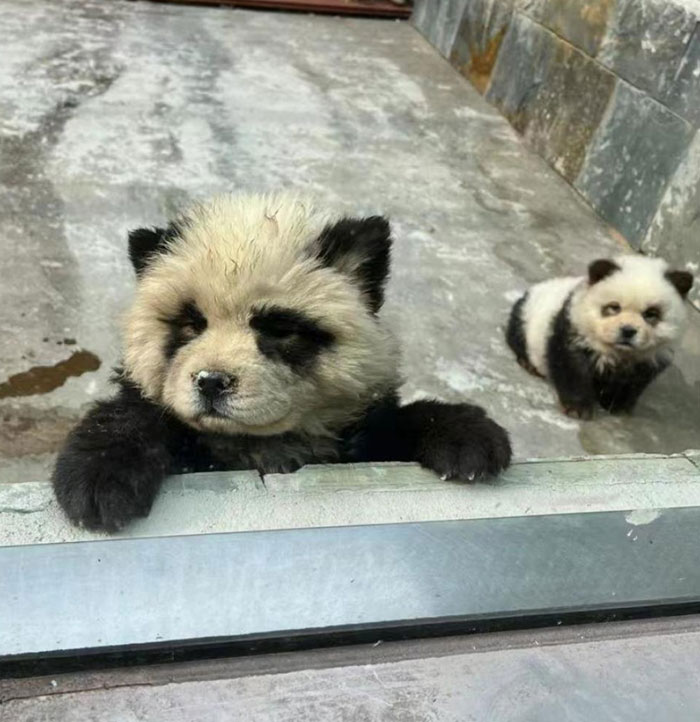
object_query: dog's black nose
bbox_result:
[620,325,637,340]
[195,371,235,399]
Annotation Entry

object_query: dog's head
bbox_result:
[572,255,693,357]
[123,193,399,436]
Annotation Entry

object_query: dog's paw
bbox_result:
[416,405,512,482]
[52,450,162,532]
[561,403,594,420]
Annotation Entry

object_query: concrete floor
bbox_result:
[1,0,699,484]
[6,618,700,721]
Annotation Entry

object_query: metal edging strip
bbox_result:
[2,506,699,676]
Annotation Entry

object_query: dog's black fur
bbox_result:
[53,216,512,531]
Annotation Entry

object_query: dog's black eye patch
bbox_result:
[642,306,662,324]
[162,301,207,360]
[250,307,335,372]
[177,302,208,334]
[602,302,621,317]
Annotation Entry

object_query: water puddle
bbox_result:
[0,350,101,400]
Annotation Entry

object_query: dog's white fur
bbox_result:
[123,193,399,437]
[522,255,688,376]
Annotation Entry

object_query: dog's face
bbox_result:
[123,194,398,436]
[572,256,693,357]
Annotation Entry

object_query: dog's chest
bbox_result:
[202,432,341,474]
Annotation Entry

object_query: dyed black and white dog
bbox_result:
[53,193,511,531]
[506,255,694,418]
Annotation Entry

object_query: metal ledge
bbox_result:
[2,505,700,676]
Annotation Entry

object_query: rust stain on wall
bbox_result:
[465,28,507,95]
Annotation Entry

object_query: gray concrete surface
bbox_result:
[1,0,699,485]
[416,0,700,303]
[6,619,700,721]
[2,454,699,545]
[3,616,695,704]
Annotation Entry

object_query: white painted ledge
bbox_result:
[1,452,699,546]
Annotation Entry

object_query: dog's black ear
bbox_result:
[666,269,694,298]
[128,227,171,275]
[314,216,392,313]
[588,258,620,285]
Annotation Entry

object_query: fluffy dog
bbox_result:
[53,193,511,530]
[506,255,693,417]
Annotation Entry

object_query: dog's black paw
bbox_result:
[51,394,175,531]
[414,403,512,482]
[561,402,595,420]
[52,441,167,532]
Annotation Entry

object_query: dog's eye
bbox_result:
[602,302,621,317]
[251,316,297,339]
[180,321,206,336]
[182,315,207,335]
[643,306,661,324]
[261,319,297,338]
[164,302,207,335]
[250,308,334,345]
[162,302,207,360]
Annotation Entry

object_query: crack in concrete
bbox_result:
[683,450,700,471]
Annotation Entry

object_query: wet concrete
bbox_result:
[0,0,698,483]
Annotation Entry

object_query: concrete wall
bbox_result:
[413,0,700,310]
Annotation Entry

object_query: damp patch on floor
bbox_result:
[0,350,101,400]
